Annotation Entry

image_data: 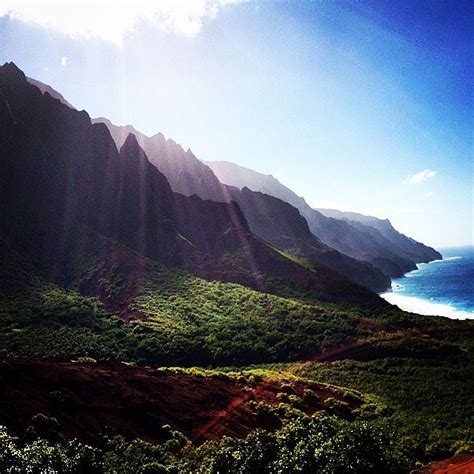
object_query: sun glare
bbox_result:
[0,0,243,44]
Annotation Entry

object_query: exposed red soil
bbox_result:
[312,341,371,362]
[413,454,474,473]
[0,358,360,445]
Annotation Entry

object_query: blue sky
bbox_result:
[0,0,472,247]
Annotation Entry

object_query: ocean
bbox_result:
[381,245,474,319]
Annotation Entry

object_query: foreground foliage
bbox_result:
[0,415,410,473]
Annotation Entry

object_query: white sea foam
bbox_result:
[397,256,463,280]
[380,292,474,320]
[430,256,462,263]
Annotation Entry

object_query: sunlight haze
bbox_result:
[0,0,471,247]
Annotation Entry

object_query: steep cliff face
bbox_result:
[229,187,320,250]
[95,119,390,291]
[208,160,441,277]
[1,62,383,306]
[2,64,179,267]
[92,117,227,202]
[226,187,391,292]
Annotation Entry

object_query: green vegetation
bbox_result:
[183,415,409,473]
[0,415,409,473]
[289,357,474,461]
[129,270,371,365]
[0,265,381,366]
[0,241,473,471]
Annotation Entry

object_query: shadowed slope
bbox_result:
[0,359,362,445]
[92,117,226,202]
[95,118,391,291]
[1,62,383,306]
[226,187,391,292]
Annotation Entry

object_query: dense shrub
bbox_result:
[183,416,410,473]
[291,357,474,461]
[0,416,411,473]
[0,273,369,366]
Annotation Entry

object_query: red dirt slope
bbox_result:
[414,454,474,473]
[0,358,360,445]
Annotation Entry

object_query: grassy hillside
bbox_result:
[6,230,464,368]
[282,325,474,462]
[0,239,472,472]
[0,246,383,366]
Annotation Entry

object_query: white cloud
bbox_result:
[423,191,435,198]
[403,169,437,185]
[60,56,68,66]
[0,0,244,45]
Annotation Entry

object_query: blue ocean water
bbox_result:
[381,246,474,319]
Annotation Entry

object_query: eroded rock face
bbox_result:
[95,118,391,292]
[1,62,384,306]
[93,116,227,202]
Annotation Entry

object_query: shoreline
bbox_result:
[380,291,473,320]
[380,250,473,320]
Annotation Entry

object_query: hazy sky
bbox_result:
[0,0,472,247]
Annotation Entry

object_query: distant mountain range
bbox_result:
[207,161,441,277]
[20,68,440,299]
[91,114,439,288]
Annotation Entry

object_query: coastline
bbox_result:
[380,247,474,320]
[380,291,473,320]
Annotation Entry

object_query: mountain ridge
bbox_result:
[92,117,227,202]
[26,76,76,109]
[94,117,391,291]
[2,62,382,307]
[25,68,438,291]
[207,160,441,276]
